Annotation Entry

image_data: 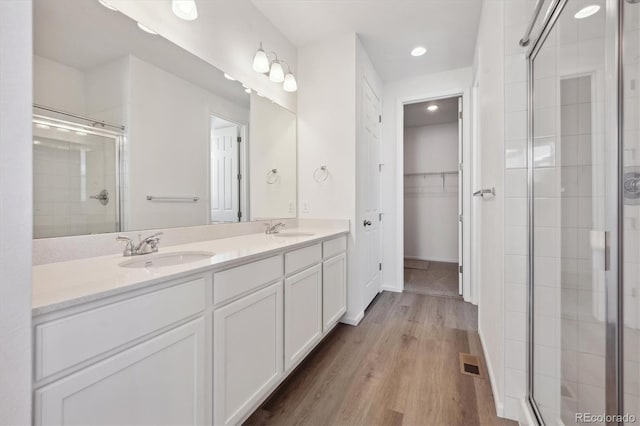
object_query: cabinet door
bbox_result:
[213,281,283,425]
[284,264,322,371]
[323,253,347,332]
[34,318,205,426]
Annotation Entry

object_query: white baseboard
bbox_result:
[340,310,364,326]
[404,255,458,264]
[381,284,402,293]
[478,327,504,418]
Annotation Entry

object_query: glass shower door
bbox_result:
[530,0,614,424]
[33,116,121,238]
[623,1,640,423]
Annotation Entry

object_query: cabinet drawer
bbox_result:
[323,235,347,259]
[35,277,206,381]
[285,244,321,275]
[213,255,283,306]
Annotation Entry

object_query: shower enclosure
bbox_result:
[528,0,640,424]
[32,114,123,238]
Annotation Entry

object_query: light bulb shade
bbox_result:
[283,72,297,92]
[172,0,198,21]
[269,61,285,83]
[253,48,270,73]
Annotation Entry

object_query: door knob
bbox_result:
[363,220,372,227]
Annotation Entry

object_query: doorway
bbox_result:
[210,115,247,223]
[402,96,463,298]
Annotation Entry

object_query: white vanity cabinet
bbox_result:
[32,231,349,426]
[32,276,208,426]
[322,236,348,331]
[212,281,284,425]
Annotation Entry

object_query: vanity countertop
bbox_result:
[32,226,349,316]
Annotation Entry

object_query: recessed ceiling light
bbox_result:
[574,5,600,19]
[137,22,158,35]
[98,0,118,11]
[411,46,427,57]
[427,104,439,112]
[224,73,235,81]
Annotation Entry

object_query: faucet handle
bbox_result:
[116,236,134,256]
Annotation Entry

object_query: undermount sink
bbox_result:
[119,251,215,269]
[271,232,316,238]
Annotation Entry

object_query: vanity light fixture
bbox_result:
[574,5,600,19]
[252,43,297,92]
[172,0,198,21]
[137,22,158,35]
[253,43,270,73]
[98,0,118,11]
[411,46,427,57]
[427,104,439,112]
[269,60,285,83]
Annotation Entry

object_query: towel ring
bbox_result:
[313,165,329,182]
[266,168,279,184]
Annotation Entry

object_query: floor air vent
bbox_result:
[459,353,483,378]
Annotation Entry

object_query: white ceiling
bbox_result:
[404,96,459,128]
[251,0,483,82]
[34,0,250,108]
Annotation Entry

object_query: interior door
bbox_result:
[361,78,381,307]
[210,125,239,223]
[457,96,464,295]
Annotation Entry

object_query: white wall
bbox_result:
[404,122,458,173]
[33,55,85,113]
[381,67,472,293]
[297,32,358,319]
[108,0,297,112]
[403,122,459,263]
[472,0,506,417]
[127,55,248,230]
[249,93,297,220]
[0,0,32,423]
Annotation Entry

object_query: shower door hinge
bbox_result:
[459,265,463,274]
[459,111,463,119]
[379,263,382,271]
[379,115,382,123]
[459,162,463,172]
[237,136,242,143]
[379,213,383,222]
[459,214,463,222]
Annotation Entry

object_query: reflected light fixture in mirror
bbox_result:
[283,72,297,92]
[411,46,427,57]
[574,5,600,19]
[172,0,198,21]
[98,0,117,11]
[427,104,438,112]
[137,22,158,35]
[224,73,235,81]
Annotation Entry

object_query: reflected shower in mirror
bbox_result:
[32,0,297,238]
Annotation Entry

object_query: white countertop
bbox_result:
[32,226,348,316]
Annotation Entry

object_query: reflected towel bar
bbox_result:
[146,195,200,202]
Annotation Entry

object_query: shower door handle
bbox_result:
[590,230,611,272]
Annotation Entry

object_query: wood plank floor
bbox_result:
[245,290,516,426]
[404,260,461,299]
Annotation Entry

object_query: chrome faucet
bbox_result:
[116,232,163,256]
[265,222,286,235]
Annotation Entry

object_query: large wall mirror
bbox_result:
[32,0,297,239]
